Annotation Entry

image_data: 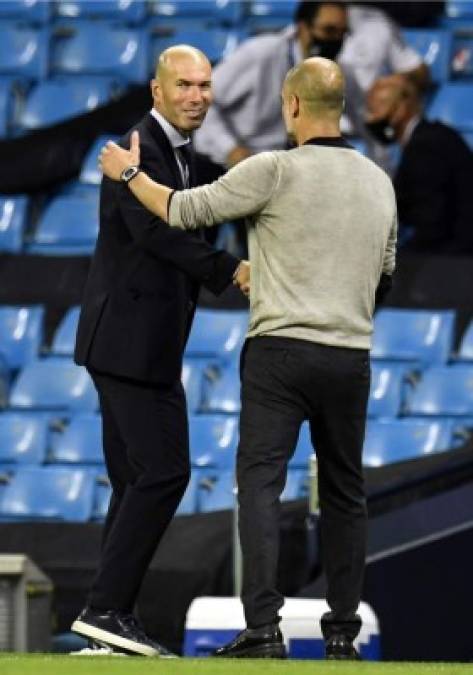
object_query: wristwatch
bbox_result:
[120,165,140,184]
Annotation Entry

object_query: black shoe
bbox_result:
[325,634,361,660]
[212,624,286,659]
[71,607,176,658]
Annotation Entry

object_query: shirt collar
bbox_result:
[302,136,354,149]
[150,108,191,149]
[401,114,421,146]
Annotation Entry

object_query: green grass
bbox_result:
[1,655,473,675]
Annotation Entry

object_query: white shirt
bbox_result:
[150,108,190,186]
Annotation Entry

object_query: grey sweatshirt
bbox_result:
[169,139,397,350]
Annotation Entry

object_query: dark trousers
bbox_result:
[87,369,190,612]
[237,337,370,640]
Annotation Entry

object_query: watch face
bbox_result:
[123,167,137,180]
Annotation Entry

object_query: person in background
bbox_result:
[99,57,397,660]
[366,78,473,254]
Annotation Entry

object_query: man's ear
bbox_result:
[150,78,161,102]
[291,94,300,119]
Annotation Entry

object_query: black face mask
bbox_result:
[308,37,344,61]
[365,118,397,145]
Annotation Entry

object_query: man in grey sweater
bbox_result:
[100,56,397,660]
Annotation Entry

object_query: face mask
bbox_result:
[365,118,397,145]
[308,37,344,61]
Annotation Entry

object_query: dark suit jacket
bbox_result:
[74,113,240,384]
[394,119,473,254]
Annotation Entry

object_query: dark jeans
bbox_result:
[87,369,190,612]
[237,337,370,640]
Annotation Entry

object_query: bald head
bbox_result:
[155,45,211,80]
[151,45,213,133]
[284,57,345,119]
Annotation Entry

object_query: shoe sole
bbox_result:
[71,620,159,657]
[216,644,287,659]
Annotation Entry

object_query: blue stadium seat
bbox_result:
[458,321,473,361]
[51,413,103,464]
[55,1,146,23]
[148,1,244,26]
[0,23,48,80]
[188,414,238,468]
[51,307,80,357]
[289,422,314,469]
[0,466,95,521]
[80,135,120,185]
[0,305,44,371]
[406,365,473,419]
[402,29,452,84]
[51,22,149,83]
[0,195,28,253]
[281,469,306,501]
[185,309,248,364]
[91,478,111,520]
[28,190,99,255]
[246,0,296,32]
[182,359,210,413]
[368,362,412,418]
[0,81,12,137]
[176,474,200,515]
[447,1,473,19]
[0,412,49,464]
[203,365,240,414]
[199,471,235,512]
[150,27,244,67]
[0,1,50,23]
[363,418,458,467]
[19,77,122,132]
[10,358,98,412]
[371,309,455,366]
[427,83,473,133]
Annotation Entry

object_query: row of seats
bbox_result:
[1,21,473,136]
[2,306,471,374]
[0,412,467,470]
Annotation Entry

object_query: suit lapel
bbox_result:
[143,114,183,188]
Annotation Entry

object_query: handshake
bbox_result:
[233,260,250,297]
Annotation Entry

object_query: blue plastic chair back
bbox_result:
[51,413,103,464]
[0,305,44,370]
[406,365,473,417]
[368,362,411,418]
[402,29,452,84]
[186,309,248,363]
[91,479,111,520]
[55,1,146,23]
[281,468,305,501]
[428,83,473,132]
[0,1,50,23]
[0,465,95,521]
[80,135,120,185]
[188,414,238,468]
[0,23,48,80]
[363,418,456,467]
[372,309,455,366]
[0,195,28,253]
[203,366,241,414]
[0,412,49,464]
[28,191,99,254]
[52,23,149,83]
[182,359,211,413]
[149,1,243,25]
[19,77,121,131]
[458,321,473,361]
[10,358,98,411]
[176,473,200,515]
[199,471,235,512]
[51,307,81,357]
[447,1,473,19]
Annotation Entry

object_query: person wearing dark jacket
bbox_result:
[366,78,473,254]
[71,46,248,657]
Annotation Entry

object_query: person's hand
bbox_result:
[99,130,141,181]
[226,146,252,168]
[233,260,250,297]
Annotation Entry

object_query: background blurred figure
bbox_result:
[194,1,428,170]
[366,79,473,254]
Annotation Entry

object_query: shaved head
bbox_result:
[155,45,211,80]
[151,45,213,133]
[284,57,345,118]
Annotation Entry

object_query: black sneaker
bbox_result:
[212,624,286,659]
[325,634,361,660]
[71,607,176,658]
